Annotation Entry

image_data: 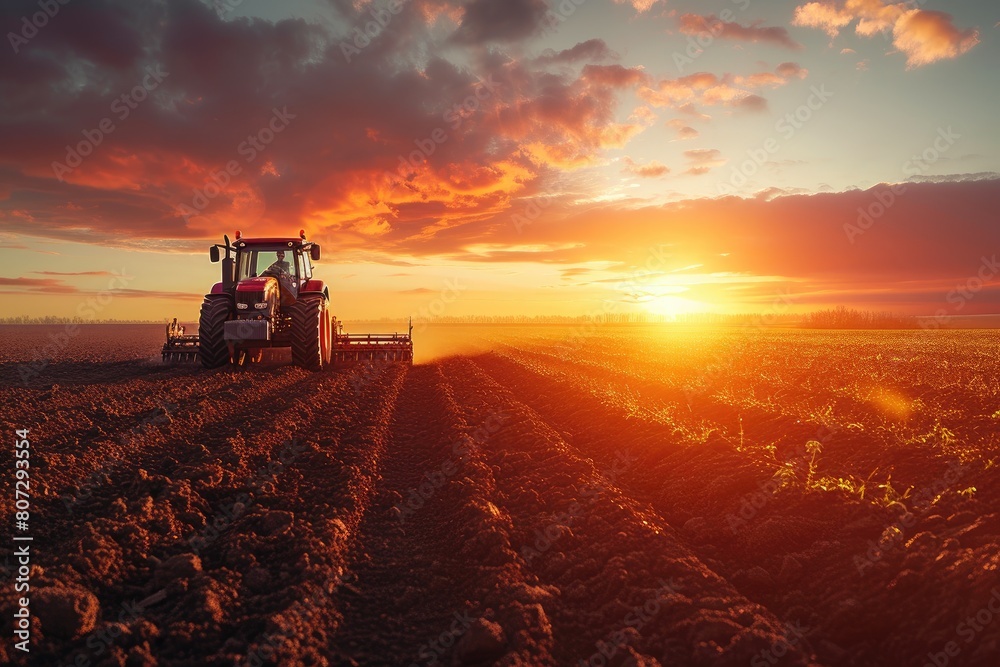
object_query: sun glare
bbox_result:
[642,294,708,318]
[869,387,914,421]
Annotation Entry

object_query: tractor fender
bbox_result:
[210,282,226,294]
[300,280,329,302]
[302,279,326,293]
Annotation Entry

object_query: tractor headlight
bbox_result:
[236,302,248,310]
[254,302,269,310]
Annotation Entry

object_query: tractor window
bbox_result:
[236,253,254,280]
[297,252,311,280]
[237,249,298,280]
[261,251,292,276]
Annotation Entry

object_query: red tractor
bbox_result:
[162,230,412,369]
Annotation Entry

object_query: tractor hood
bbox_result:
[237,274,296,307]
[237,276,276,293]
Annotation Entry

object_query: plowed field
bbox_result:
[2,324,998,667]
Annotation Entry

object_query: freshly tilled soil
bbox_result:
[1,325,998,667]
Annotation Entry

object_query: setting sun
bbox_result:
[638,293,708,318]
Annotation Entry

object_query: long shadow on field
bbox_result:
[0,360,195,388]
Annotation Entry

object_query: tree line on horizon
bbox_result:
[0,307,926,329]
[799,306,920,329]
[0,316,163,324]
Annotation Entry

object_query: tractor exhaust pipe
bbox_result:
[221,234,235,291]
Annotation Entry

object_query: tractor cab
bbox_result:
[234,242,313,304]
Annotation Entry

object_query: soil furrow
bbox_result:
[219,362,409,666]
[440,357,823,667]
[333,363,557,666]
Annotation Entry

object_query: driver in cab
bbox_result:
[264,250,297,302]
[266,250,291,275]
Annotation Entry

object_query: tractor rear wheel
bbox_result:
[290,295,331,371]
[199,295,232,369]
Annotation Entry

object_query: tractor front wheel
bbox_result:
[290,295,331,371]
[198,295,232,369]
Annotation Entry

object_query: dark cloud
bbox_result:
[535,39,617,65]
[0,276,75,290]
[0,273,199,299]
[734,94,768,111]
[776,62,808,79]
[0,0,650,252]
[31,271,118,276]
[503,178,1000,297]
[450,0,548,44]
[666,119,699,140]
[1,0,148,70]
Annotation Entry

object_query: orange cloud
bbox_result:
[581,64,650,88]
[639,63,805,111]
[893,10,981,69]
[793,1,854,36]
[733,72,785,89]
[612,0,661,12]
[683,149,727,175]
[677,14,803,50]
[622,157,669,178]
[793,1,980,67]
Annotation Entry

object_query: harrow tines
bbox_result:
[162,318,201,363]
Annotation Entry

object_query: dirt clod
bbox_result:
[454,617,507,665]
[259,510,295,536]
[35,585,100,640]
[155,553,202,586]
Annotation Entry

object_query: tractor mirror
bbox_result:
[310,245,321,261]
[210,246,220,263]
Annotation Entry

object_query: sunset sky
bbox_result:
[1,0,998,321]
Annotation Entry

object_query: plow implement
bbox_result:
[161,319,200,362]
[162,316,413,366]
[334,320,414,364]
